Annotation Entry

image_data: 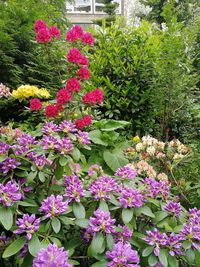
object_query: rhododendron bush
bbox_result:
[1,22,200,267]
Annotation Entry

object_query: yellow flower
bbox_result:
[11,85,50,99]
[132,135,140,143]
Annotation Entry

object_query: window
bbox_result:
[66,0,92,13]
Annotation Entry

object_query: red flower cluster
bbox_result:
[56,88,72,105]
[82,88,104,105]
[75,115,92,129]
[66,25,94,45]
[77,68,90,80]
[66,78,81,93]
[34,19,60,43]
[45,104,59,118]
[66,48,88,66]
[30,98,42,111]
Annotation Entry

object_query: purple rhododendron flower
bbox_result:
[55,137,73,155]
[86,209,116,236]
[76,131,91,144]
[143,177,170,200]
[33,243,72,267]
[143,228,168,256]
[106,242,140,267]
[89,175,119,200]
[0,181,22,206]
[17,133,37,147]
[188,208,200,225]
[41,135,60,150]
[59,120,76,133]
[42,122,58,135]
[14,214,40,240]
[0,157,20,174]
[164,200,182,217]
[113,225,133,243]
[64,174,85,202]
[166,233,184,256]
[40,195,68,218]
[180,223,200,250]
[115,166,137,180]
[119,188,144,208]
[0,142,10,155]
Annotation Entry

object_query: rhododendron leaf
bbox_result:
[186,249,195,264]
[38,171,45,182]
[158,249,168,267]
[142,246,154,257]
[136,206,155,218]
[195,251,200,266]
[68,259,80,265]
[3,236,26,258]
[148,254,158,266]
[60,216,75,226]
[90,260,108,267]
[122,208,133,224]
[168,255,179,267]
[71,147,81,161]
[0,206,13,230]
[59,156,68,166]
[27,171,37,182]
[55,163,64,180]
[28,235,41,256]
[73,202,85,219]
[52,217,61,233]
[75,218,89,228]
[49,236,62,247]
[15,170,28,177]
[99,120,130,131]
[89,130,108,146]
[91,232,105,255]
[153,211,168,222]
[103,150,128,171]
[18,201,38,207]
[99,200,109,211]
[0,154,6,162]
[106,234,114,250]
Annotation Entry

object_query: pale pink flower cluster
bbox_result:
[127,160,157,178]
[0,83,11,98]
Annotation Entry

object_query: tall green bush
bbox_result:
[90,18,197,138]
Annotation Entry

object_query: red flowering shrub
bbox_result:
[45,104,59,117]
[66,25,84,42]
[56,88,72,105]
[81,32,94,45]
[77,68,90,80]
[30,98,42,110]
[66,78,81,93]
[36,27,52,43]
[34,19,47,32]
[49,26,61,39]
[83,88,104,105]
[34,19,60,43]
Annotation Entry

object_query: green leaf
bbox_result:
[153,211,168,222]
[49,236,62,247]
[55,163,64,180]
[60,216,75,226]
[27,171,37,182]
[18,201,38,207]
[75,218,89,228]
[71,147,81,161]
[99,200,109,211]
[91,232,105,255]
[51,217,61,233]
[148,254,158,266]
[195,250,200,266]
[168,255,179,267]
[73,202,85,219]
[28,235,41,256]
[59,156,68,166]
[3,236,26,258]
[68,259,80,265]
[136,206,155,218]
[89,130,108,146]
[158,249,168,267]
[103,150,128,171]
[0,206,13,230]
[38,171,45,182]
[0,154,6,162]
[142,246,154,257]
[182,240,192,250]
[186,249,195,264]
[100,120,130,131]
[106,234,114,250]
[90,260,108,267]
[122,208,133,224]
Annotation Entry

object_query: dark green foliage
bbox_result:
[0,0,69,93]
[90,18,197,137]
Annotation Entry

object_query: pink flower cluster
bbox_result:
[66,48,88,66]
[75,115,92,129]
[34,19,60,43]
[66,25,94,45]
[83,88,104,105]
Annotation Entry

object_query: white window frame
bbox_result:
[66,0,93,14]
